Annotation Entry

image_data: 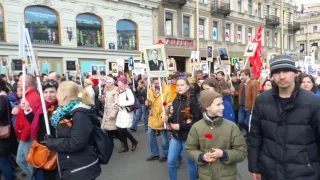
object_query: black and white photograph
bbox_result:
[304,56,313,66]
[134,63,145,75]
[117,59,125,75]
[99,65,106,75]
[144,44,168,77]
[128,56,134,71]
[243,42,258,57]
[111,63,118,74]
[217,48,230,64]
[190,51,200,65]
[200,63,209,74]
[1,57,8,67]
[207,45,213,62]
[91,65,98,75]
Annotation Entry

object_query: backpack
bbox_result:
[91,125,113,164]
[125,89,141,112]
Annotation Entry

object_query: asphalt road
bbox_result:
[97,125,252,180]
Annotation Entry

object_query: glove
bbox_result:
[41,134,54,144]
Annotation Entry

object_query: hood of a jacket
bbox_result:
[68,104,100,127]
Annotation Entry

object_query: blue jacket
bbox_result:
[223,95,236,123]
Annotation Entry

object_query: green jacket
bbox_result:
[185,113,247,180]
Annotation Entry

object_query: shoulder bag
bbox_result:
[0,96,11,139]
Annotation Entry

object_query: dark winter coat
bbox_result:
[248,84,320,180]
[171,92,202,140]
[135,88,147,104]
[0,95,18,156]
[46,105,101,180]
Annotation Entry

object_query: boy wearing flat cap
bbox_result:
[185,90,247,180]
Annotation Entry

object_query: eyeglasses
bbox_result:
[43,81,58,87]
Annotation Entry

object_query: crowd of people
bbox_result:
[0,54,319,180]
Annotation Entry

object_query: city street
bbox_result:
[98,125,252,180]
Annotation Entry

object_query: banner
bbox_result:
[225,29,230,41]
[248,25,263,78]
[237,31,241,43]
[199,25,204,39]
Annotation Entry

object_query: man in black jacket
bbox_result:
[248,54,320,180]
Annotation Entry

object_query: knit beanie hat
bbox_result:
[117,76,127,84]
[269,54,297,75]
[200,90,222,109]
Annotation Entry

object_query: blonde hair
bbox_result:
[58,81,93,106]
[84,79,93,86]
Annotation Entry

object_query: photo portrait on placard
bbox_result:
[217,48,230,64]
[200,63,209,74]
[167,58,175,71]
[99,65,106,75]
[243,42,258,57]
[134,63,145,75]
[144,44,168,77]
[128,56,134,71]
[91,65,98,75]
[2,57,8,67]
[117,59,125,75]
[111,63,118,74]
[207,46,213,62]
[190,51,200,65]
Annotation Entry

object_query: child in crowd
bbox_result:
[185,90,247,180]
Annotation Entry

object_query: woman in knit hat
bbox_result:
[185,90,247,180]
[115,76,138,152]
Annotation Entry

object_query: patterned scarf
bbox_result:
[117,85,129,94]
[51,100,81,127]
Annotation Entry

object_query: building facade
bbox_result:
[0,0,158,75]
[296,3,320,62]
[153,0,299,72]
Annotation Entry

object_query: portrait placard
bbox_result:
[128,56,134,71]
[167,58,176,71]
[207,45,213,62]
[200,63,209,74]
[190,51,200,66]
[2,57,8,67]
[133,63,145,75]
[243,42,258,57]
[117,59,125,75]
[217,48,230,64]
[111,63,118,76]
[143,44,168,77]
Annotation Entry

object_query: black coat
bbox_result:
[135,88,147,104]
[46,107,101,180]
[171,93,202,140]
[248,84,320,180]
[0,95,18,156]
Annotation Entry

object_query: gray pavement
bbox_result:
[97,125,252,180]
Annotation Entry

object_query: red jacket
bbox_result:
[15,88,41,141]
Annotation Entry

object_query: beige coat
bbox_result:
[101,86,119,130]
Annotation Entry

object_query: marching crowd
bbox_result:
[0,54,319,180]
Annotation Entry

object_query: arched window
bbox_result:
[76,14,102,47]
[0,4,4,41]
[25,6,59,44]
[117,20,137,50]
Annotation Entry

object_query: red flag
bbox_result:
[249,25,263,78]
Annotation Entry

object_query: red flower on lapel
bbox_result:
[204,133,214,140]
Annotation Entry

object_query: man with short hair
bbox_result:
[15,74,41,179]
[148,49,164,71]
[48,72,61,84]
[196,70,204,81]
[216,71,230,89]
[238,69,259,133]
[248,54,320,180]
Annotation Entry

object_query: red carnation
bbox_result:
[163,102,167,107]
[168,124,172,129]
[204,133,214,140]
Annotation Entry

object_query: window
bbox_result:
[300,27,304,34]
[238,0,242,12]
[288,36,292,50]
[275,8,278,17]
[225,23,230,42]
[237,25,242,43]
[116,20,137,50]
[199,19,205,39]
[213,21,218,40]
[248,27,252,42]
[266,31,270,47]
[289,12,292,23]
[183,16,190,38]
[248,0,252,15]
[313,26,318,33]
[199,0,204,3]
[0,5,3,41]
[76,14,102,47]
[258,3,262,18]
[267,5,270,17]
[274,32,278,48]
[25,6,59,44]
[165,12,173,36]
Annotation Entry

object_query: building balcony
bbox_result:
[265,15,280,27]
[162,0,187,6]
[211,0,231,16]
[288,22,301,33]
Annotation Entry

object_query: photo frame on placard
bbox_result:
[200,63,209,74]
[91,65,98,75]
[207,45,213,62]
[144,44,168,77]
[190,51,200,66]
[117,59,125,75]
[133,63,145,75]
[167,58,176,71]
[99,65,106,75]
[128,56,134,71]
[2,57,8,67]
[217,48,230,64]
[111,63,118,74]
[243,43,258,57]
[214,64,231,76]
